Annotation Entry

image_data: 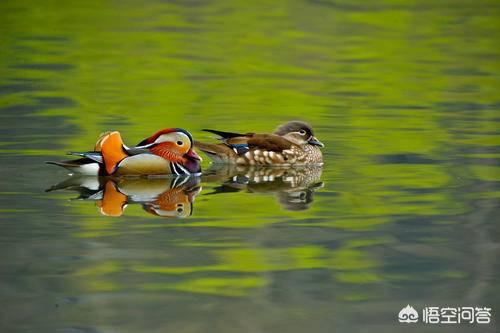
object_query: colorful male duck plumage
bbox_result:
[46,176,201,217]
[194,121,324,165]
[48,128,202,176]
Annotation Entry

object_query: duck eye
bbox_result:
[299,130,306,135]
[177,207,183,213]
[176,140,183,146]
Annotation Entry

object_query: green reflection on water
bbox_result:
[0,0,499,332]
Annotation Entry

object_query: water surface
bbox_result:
[0,0,499,332]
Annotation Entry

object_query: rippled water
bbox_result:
[1,1,499,332]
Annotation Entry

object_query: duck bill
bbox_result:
[186,148,202,161]
[308,136,324,147]
[186,186,202,203]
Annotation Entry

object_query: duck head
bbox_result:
[143,180,201,218]
[137,128,202,173]
[274,121,324,148]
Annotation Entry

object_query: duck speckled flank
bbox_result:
[201,164,324,211]
[194,121,324,166]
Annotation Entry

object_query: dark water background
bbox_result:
[0,0,499,332]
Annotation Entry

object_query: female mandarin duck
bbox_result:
[48,128,202,176]
[194,121,324,165]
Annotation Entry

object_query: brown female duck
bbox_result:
[194,121,324,166]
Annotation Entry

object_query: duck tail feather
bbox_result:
[202,129,246,139]
[194,141,236,164]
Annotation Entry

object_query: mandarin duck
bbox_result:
[194,121,324,166]
[202,164,323,211]
[47,128,202,176]
[46,176,201,217]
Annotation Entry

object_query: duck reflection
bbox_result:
[202,165,323,211]
[46,176,201,218]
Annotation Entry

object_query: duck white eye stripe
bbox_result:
[155,132,190,144]
[135,142,156,149]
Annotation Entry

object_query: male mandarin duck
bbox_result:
[194,121,324,165]
[47,128,202,176]
[97,177,201,217]
[46,176,201,217]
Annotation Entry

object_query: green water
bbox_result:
[1,0,499,332]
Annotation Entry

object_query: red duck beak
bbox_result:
[186,148,202,161]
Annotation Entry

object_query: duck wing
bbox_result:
[246,134,293,152]
[202,129,253,154]
[202,129,293,154]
